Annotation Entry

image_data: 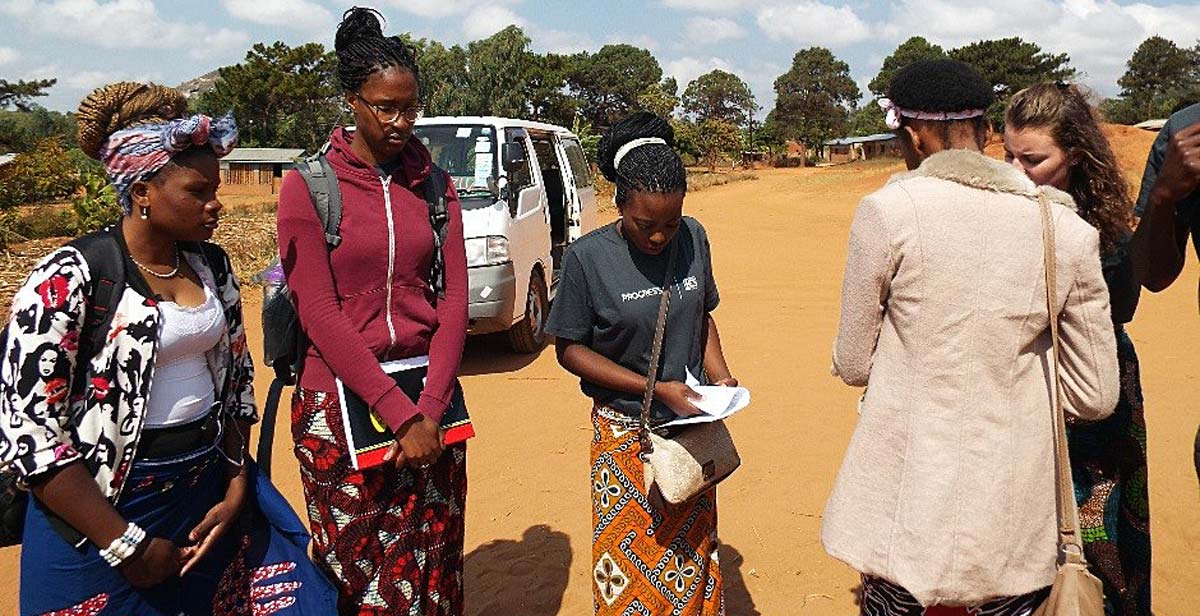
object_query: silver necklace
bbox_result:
[129,247,181,279]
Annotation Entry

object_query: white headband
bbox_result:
[878,98,986,130]
[613,137,667,169]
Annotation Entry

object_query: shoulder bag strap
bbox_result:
[1039,191,1088,565]
[638,240,680,456]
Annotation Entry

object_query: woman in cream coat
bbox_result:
[824,60,1119,615]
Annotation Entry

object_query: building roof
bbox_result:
[824,133,897,146]
[223,148,305,164]
[0,153,16,167]
[1134,119,1167,131]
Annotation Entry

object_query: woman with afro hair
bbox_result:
[823,59,1119,614]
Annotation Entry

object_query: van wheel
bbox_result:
[508,271,549,354]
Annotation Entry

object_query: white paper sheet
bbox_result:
[656,368,751,428]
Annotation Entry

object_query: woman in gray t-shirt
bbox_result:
[545,112,736,616]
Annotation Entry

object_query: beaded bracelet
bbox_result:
[99,522,146,567]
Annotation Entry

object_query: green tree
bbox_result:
[0,78,56,111]
[846,104,888,137]
[949,37,1075,127]
[767,47,861,153]
[0,137,82,209]
[1111,36,1200,123]
[525,53,578,126]
[0,106,76,152]
[462,26,534,117]
[415,39,470,117]
[567,44,663,129]
[196,42,341,152]
[637,78,681,118]
[869,37,946,98]
[693,118,742,171]
[681,69,758,125]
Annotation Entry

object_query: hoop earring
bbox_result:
[140,207,149,220]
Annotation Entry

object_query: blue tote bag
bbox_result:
[214,380,339,615]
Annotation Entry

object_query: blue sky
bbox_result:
[2,0,1199,120]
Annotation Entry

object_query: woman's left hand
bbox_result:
[178,472,248,575]
[712,376,738,387]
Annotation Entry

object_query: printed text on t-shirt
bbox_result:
[621,276,699,302]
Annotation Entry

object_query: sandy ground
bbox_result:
[3,145,1199,614]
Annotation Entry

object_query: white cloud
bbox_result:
[461,5,525,39]
[684,17,746,44]
[877,0,1200,97]
[529,27,599,55]
[660,0,757,13]
[665,56,733,90]
[0,0,250,55]
[605,33,661,52]
[221,0,333,31]
[375,0,523,40]
[0,47,17,65]
[755,2,871,47]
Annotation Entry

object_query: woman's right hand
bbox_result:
[119,537,182,588]
[384,415,444,469]
[654,381,703,417]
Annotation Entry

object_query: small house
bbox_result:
[823,133,899,164]
[219,148,305,196]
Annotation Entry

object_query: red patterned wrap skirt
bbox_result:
[590,405,724,615]
[291,388,467,616]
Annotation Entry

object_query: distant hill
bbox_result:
[177,70,220,100]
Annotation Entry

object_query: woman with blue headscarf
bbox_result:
[0,82,257,615]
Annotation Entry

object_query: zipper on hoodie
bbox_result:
[380,175,398,346]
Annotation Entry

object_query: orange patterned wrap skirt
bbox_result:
[590,405,724,616]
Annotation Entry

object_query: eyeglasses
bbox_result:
[354,93,423,125]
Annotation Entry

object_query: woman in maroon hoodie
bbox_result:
[275,8,469,614]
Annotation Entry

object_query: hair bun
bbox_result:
[76,82,186,160]
[336,7,386,54]
[597,111,676,183]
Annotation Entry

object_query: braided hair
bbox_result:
[334,7,421,93]
[76,82,187,160]
[597,112,687,208]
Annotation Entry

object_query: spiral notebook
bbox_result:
[336,356,474,470]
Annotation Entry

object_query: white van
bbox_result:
[413,117,598,353]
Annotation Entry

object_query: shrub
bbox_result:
[71,173,121,235]
[0,137,84,209]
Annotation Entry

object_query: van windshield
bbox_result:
[413,123,497,210]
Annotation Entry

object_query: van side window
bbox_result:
[563,139,591,187]
[505,131,534,190]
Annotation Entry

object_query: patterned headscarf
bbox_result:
[99,113,239,214]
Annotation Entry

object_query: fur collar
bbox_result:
[888,149,1077,212]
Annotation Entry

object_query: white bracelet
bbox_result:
[99,522,146,567]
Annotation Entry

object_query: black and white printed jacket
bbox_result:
[0,230,257,502]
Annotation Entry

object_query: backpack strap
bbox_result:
[295,143,342,248]
[66,230,126,391]
[423,165,449,299]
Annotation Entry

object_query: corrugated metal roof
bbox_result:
[223,148,305,163]
[0,153,16,166]
[1134,119,1167,131]
[824,133,897,146]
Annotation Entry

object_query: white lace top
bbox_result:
[144,284,227,428]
